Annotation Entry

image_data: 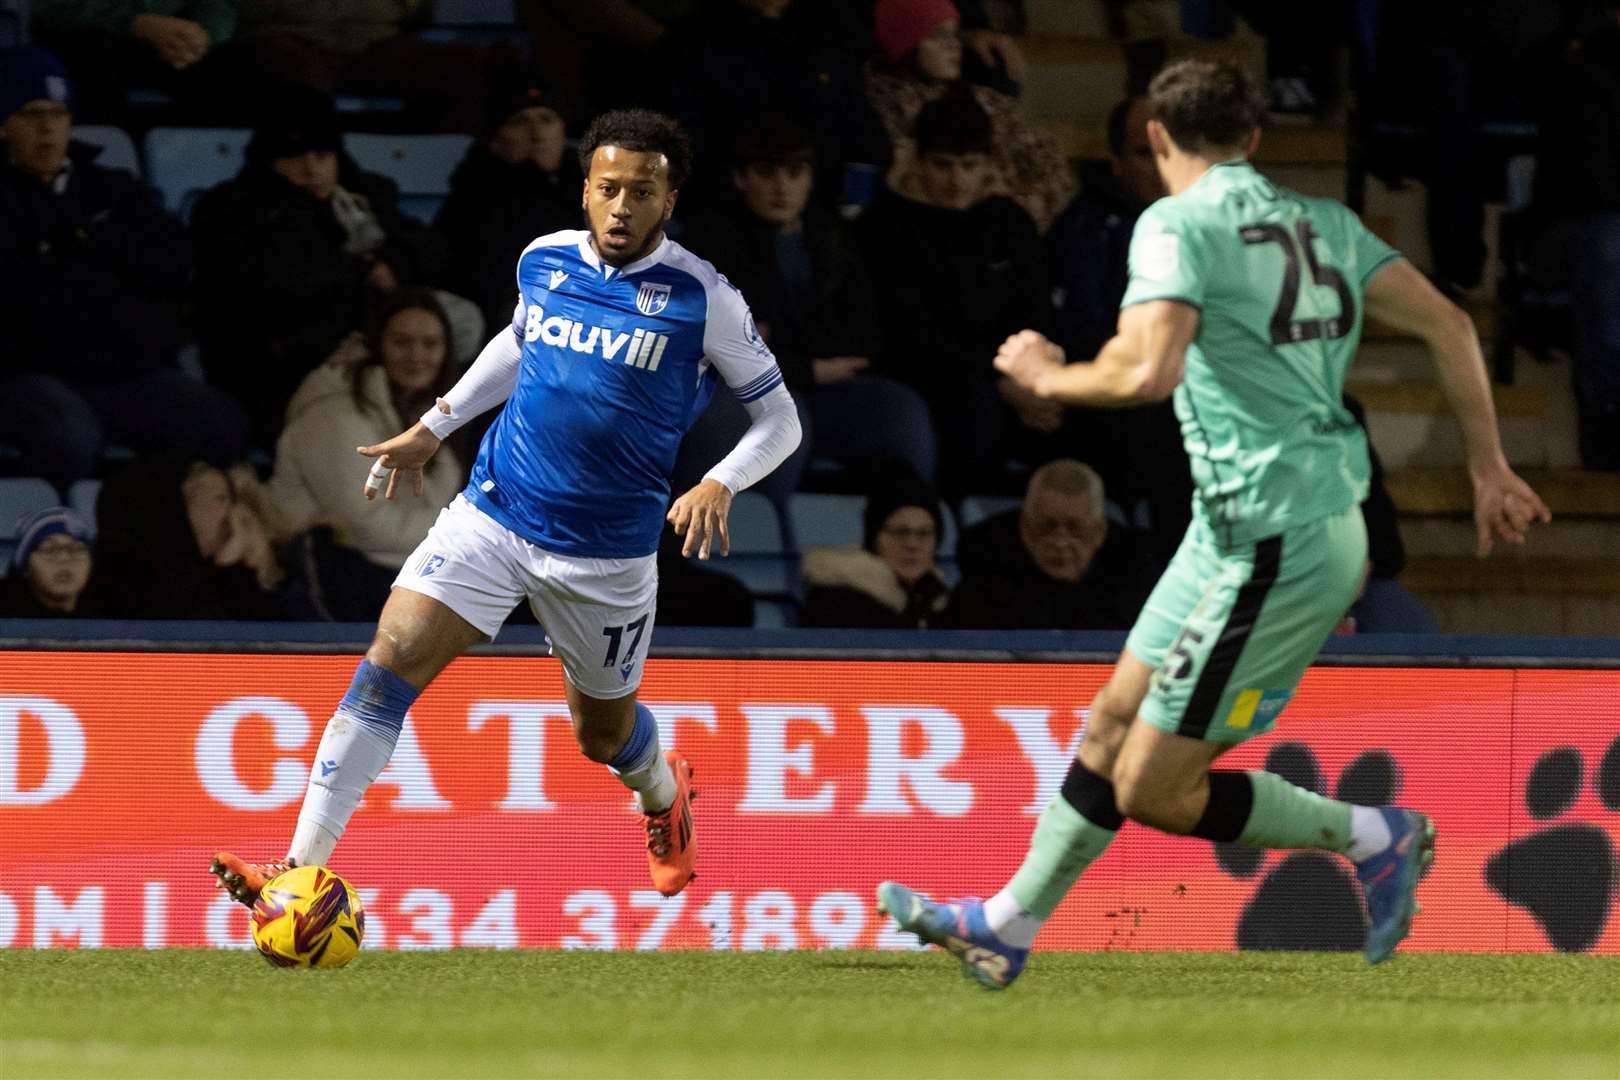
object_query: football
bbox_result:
[250,865,366,969]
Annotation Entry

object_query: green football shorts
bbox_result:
[1125,505,1368,744]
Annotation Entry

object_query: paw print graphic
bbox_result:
[1483,733,1620,953]
[1210,741,1400,951]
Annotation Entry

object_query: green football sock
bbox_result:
[1006,796,1120,920]
[1237,769,1354,854]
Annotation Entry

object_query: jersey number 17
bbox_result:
[1240,219,1356,347]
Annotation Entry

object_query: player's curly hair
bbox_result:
[1147,59,1267,155]
[577,109,693,190]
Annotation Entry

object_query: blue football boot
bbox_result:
[1354,808,1436,964]
[876,881,1029,989]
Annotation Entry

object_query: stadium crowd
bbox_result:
[1,0,1612,630]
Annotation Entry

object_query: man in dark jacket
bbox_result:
[857,93,1048,497]
[0,46,248,492]
[436,72,584,337]
[191,84,449,442]
[677,115,935,496]
[944,458,1159,630]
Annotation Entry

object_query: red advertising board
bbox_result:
[2,653,1616,954]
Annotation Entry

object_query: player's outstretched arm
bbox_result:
[1363,258,1551,555]
[993,301,1195,407]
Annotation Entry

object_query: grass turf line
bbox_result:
[2,950,1615,1079]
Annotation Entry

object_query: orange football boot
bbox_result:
[643,751,697,896]
[210,852,293,907]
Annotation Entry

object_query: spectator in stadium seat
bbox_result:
[857,95,1047,497]
[640,0,888,217]
[864,0,1074,230]
[1534,1,1620,470]
[218,0,515,133]
[436,72,584,339]
[943,459,1159,630]
[678,116,935,490]
[29,0,238,124]
[1043,95,1191,559]
[0,508,102,619]
[801,470,951,629]
[191,86,451,445]
[268,290,467,612]
[1342,395,1439,633]
[0,46,249,493]
[93,453,380,620]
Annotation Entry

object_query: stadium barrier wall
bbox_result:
[2,644,1617,955]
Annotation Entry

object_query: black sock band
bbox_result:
[1059,759,1125,831]
[1190,770,1255,842]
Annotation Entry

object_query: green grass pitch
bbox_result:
[2,950,1615,1078]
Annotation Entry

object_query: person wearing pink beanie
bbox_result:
[864,0,1073,230]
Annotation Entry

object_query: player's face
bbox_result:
[913,20,962,82]
[1113,99,1165,207]
[272,150,339,201]
[26,534,91,608]
[1,99,71,183]
[489,105,567,172]
[874,505,938,586]
[381,307,447,395]
[1020,488,1107,583]
[916,151,989,210]
[582,145,677,266]
[733,160,813,227]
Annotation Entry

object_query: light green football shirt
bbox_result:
[1121,160,1402,546]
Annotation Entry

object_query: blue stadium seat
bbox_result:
[726,491,785,554]
[143,127,250,219]
[0,478,62,539]
[788,493,864,549]
[344,132,473,223]
[752,598,798,629]
[726,556,795,596]
[75,125,141,177]
[67,479,100,528]
[935,500,957,557]
[959,494,1021,527]
[432,0,517,23]
[0,4,21,48]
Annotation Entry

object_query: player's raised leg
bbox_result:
[212,586,485,905]
[537,554,696,896]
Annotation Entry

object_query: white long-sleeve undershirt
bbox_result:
[703,382,802,495]
[418,330,523,439]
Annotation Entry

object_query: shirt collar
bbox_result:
[576,231,670,279]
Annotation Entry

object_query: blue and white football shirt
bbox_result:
[464,230,784,558]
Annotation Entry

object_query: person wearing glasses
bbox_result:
[801,471,951,629]
[0,508,99,618]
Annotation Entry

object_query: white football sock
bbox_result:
[288,713,398,866]
[1345,805,1394,863]
[616,751,676,814]
[983,889,1044,949]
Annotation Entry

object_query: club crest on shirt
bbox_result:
[635,281,671,316]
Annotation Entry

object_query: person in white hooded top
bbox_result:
[269,289,465,575]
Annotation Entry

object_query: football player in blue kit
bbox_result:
[213,110,802,905]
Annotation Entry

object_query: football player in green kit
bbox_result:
[878,58,1550,987]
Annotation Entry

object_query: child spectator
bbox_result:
[0,508,100,618]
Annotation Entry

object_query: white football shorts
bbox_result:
[394,494,658,699]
